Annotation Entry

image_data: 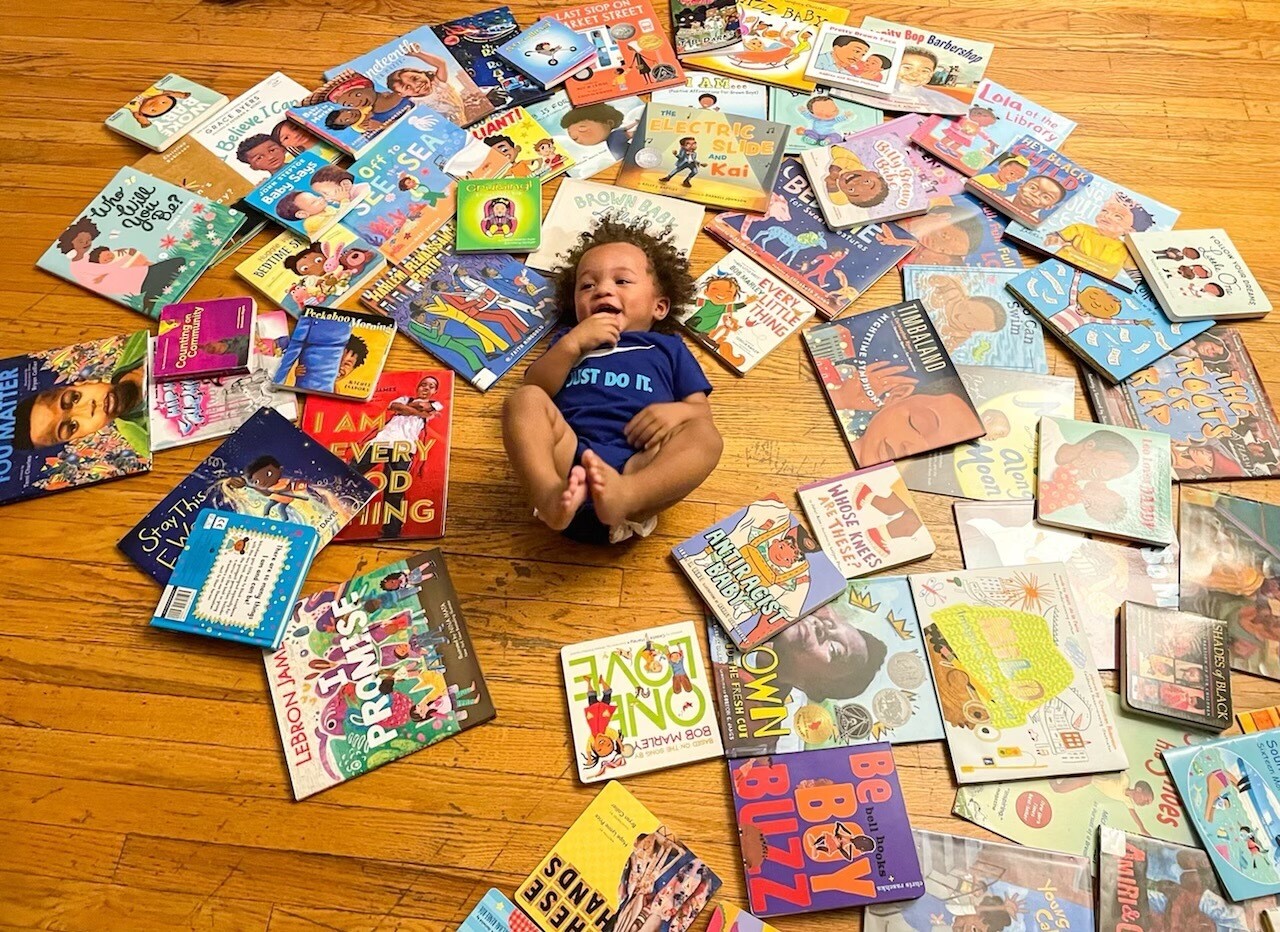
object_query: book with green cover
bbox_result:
[454,176,541,252]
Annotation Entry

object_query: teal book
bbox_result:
[455,177,541,252]
[104,73,227,152]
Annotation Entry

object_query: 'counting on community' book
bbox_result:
[454,176,542,252]
[105,73,227,152]
[272,306,396,401]
[153,295,256,383]
[964,134,1092,229]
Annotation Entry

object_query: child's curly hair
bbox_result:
[550,217,696,322]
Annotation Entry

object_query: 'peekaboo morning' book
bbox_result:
[287,71,413,158]
[235,225,386,318]
[496,17,598,90]
[549,0,684,105]
[274,307,396,401]
[153,295,256,382]
[799,121,932,231]
[964,135,1092,229]
[1120,602,1232,732]
[244,149,366,240]
[433,7,553,112]
[652,70,768,119]
[454,176,541,252]
[105,74,226,152]
[1129,227,1273,321]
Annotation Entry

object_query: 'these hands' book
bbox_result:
[964,135,1092,228]
[153,296,256,382]
[1129,228,1272,320]
[550,0,684,105]
[105,74,226,152]
[235,225,386,317]
[1120,602,1232,731]
[799,120,932,230]
[496,18,596,89]
[273,307,395,401]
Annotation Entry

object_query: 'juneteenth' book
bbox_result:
[273,306,396,401]
[550,0,685,105]
[235,225,386,318]
[1128,227,1273,321]
[153,296,256,382]
[964,134,1093,228]
[1120,602,1232,731]
[105,73,227,152]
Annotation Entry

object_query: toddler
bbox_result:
[502,219,723,544]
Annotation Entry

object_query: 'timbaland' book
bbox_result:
[1129,227,1273,320]
[964,134,1093,229]
[105,74,227,152]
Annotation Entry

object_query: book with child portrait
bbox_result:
[235,225,386,319]
[1128,228,1273,321]
[549,0,685,105]
[964,135,1092,228]
[523,90,646,180]
[467,105,577,182]
[273,306,395,402]
[768,86,880,154]
[895,192,1021,271]
[496,17,598,89]
[432,7,553,112]
[652,70,768,119]
[244,149,365,240]
[1120,602,1232,731]
[287,71,413,159]
[454,176,542,252]
[105,73,227,152]
[153,295,256,382]
[799,120,933,231]
[802,24,904,96]
[852,17,993,113]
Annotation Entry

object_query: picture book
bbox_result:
[244,149,364,240]
[151,508,317,649]
[652,70,768,119]
[105,74,226,152]
[895,191,1021,270]
[304,369,453,541]
[287,71,413,158]
[359,223,557,391]
[264,550,495,799]
[560,620,724,782]
[1121,602,1232,731]
[273,306,395,401]
[0,331,151,507]
[728,744,925,916]
[705,904,778,932]
[153,296,255,383]
[324,25,496,127]
[671,0,744,56]
[432,7,553,112]
[523,91,645,180]
[527,178,703,272]
[455,176,541,252]
[1163,732,1280,901]
[235,225,386,318]
[37,168,246,319]
[799,123,932,230]
[118,408,375,584]
[797,465,934,577]
[134,136,258,205]
[671,494,846,650]
[1239,706,1280,733]
[864,830,1093,931]
[705,158,915,319]
[908,563,1127,784]
[459,888,539,932]
[550,0,684,105]
[803,24,904,95]
[468,105,576,181]
[190,72,323,185]
[1129,228,1273,321]
[1005,259,1214,382]
[965,135,1092,228]
[515,781,721,932]
[804,301,985,467]
[953,692,1200,858]
[898,366,1075,501]
[681,0,850,92]
[1036,416,1174,546]
[615,103,788,212]
[496,17,597,89]
[677,250,815,375]
[768,87,880,153]
[902,265,1048,372]
[1180,486,1280,682]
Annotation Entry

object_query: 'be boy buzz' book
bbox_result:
[454,177,542,252]
[105,74,227,152]
[235,225,386,318]
[550,0,685,105]
[273,307,395,402]
[964,135,1093,228]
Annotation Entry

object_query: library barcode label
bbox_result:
[159,584,196,622]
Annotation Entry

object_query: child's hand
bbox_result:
[567,314,622,354]
[625,402,694,449]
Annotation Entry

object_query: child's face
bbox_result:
[491,139,520,162]
[573,242,670,332]
[535,141,555,156]
[698,96,716,108]
[1079,287,1122,319]
[244,139,287,173]
[837,169,886,205]
[995,161,1028,184]
[1095,198,1135,237]
[275,122,313,152]
[329,108,363,129]
[767,536,802,568]
[391,69,434,97]
[334,86,376,110]
[338,350,359,378]
[862,58,883,77]
[291,191,329,218]
[1083,446,1134,481]
[400,175,419,190]
[703,279,738,304]
[139,94,177,118]
[312,180,350,202]
[294,252,326,278]
[832,40,868,68]
[918,219,973,258]
[565,118,612,146]
[953,297,1001,334]
[898,53,936,87]
[248,463,280,489]
[416,377,438,398]
[681,139,697,151]
[809,98,839,120]
[1012,176,1064,213]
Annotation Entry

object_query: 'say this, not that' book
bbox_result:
[153,295,256,382]
[104,73,227,152]
[454,176,541,252]
[273,307,395,401]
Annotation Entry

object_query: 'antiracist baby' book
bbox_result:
[549,0,684,105]
[468,105,577,181]
[964,135,1092,229]
[105,74,227,152]
[244,149,366,240]
[671,495,846,651]
[497,17,598,90]
[1120,602,1232,732]
[287,71,413,159]
[235,225,386,318]
[432,7,553,112]
[273,307,395,401]
[459,889,539,932]
[153,296,256,382]
[729,744,925,916]
[560,620,724,783]
[802,24,904,96]
[768,86,880,153]
[652,70,768,119]
[799,123,931,231]
[454,176,541,252]
[1128,228,1273,321]
[151,508,317,649]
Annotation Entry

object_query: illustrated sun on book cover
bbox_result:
[244,149,367,240]
[803,24,904,96]
[799,121,932,231]
[965,135,1092,229]
[105,73,226,152]
[550,0,685,105]
[729,744,925,916]
[895,192,1020,270]
[1129,227,1273,321]
[1121,602,1232,731]
[153,296,255,382]
[235,225,386,318]
[708,576,946,757]
[523,90,645,180]
[652,70,769,119]
[273,307,395,401]
[768,86,879,153]
[672,0,745,56]
[432,7,553,112]
[459,889,539,932]
[496,17,598,90]
[468,105,576,181]
[455,176,541,252]
[287,70,413,158]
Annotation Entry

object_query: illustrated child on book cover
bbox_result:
[797,94,872,145]
[481,197,517,236]
[687,275,752,366]
[659,136,706,187]
[813,33,892,84]
[1038,422,1139,525]
[1043,191,1154,279]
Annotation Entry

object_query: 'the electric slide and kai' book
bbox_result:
[496,17,597,89]
[964,134,1092,229]
[153,296,256,382]
[549,0,684,105]
[1128,227,1273,320]
[235,225,386,318]
[1120,602,1232,732]
[105,73,227,152]
[273,307,395,401]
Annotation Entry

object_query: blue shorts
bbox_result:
[562,441,634,545]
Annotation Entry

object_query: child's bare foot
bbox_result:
[534,465,587,531]
[582,450,635,527]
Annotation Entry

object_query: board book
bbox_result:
[287,71,412,159]
[153,296,255,382]
[651,70,768,119]
[244,149,365,240]
[1120,602,1232,731]
[965,135,1092,228]
[803,24,904,96]
[455,176,541,252]
[1129,227,1273,320]
[467,105,576,181]
[799,120,932,231]
[432,7,553,112]
[523,90,645,180]
[895,192,1020,270]
[235,225,386,318]
[458,889,538,932]
[134,135,259,206]
[550,0,684,105]
[105,73,226,152]
[274,306,395,401]
[768,86,880,153]
[672,0,745,56]
[496,17,597,90]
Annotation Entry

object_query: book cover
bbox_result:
[708,575,946,756]
[263,550,495,799]
[274,307,395,401]
[1121,602,1232,731]
[304,369,452,541]
[105,73,226,152]
[705,904,778,932]
[459,888,539,932]
[705,158,914,319]
[551,0,685,105]
[797,465,934,577]
[118,408,375,584]
[768,86,880,153]
[965,135,1092,228]
[672,0,745,56]
[908,563,1127,784]
[615,103,788,212]
[515,781,721,932]
[804,301,985,467]
[496,18,597,89]
[729,744,925,916]
[895,191,1021,269]
[1163,733,1280,900]
[799,121,932,231]
[671,494,847,650]
[468,105,577,181]
[235,225,386,317]
[134,136,257,205]
[1239,706,1280,733]
[455,176,541,252]
[561,620,724,782]
[803,24,904,95]
[432,7,553,112]
[652,70,768,119]
[1129,228,1273,320]
[677,250,815,374]
[37,168,246,319]
[359,223,557,391]
[1180,486,1280,682]
[902,265,1048,372]
[244,149,366,240]
[0,330,151,506]
[154,296,255,382]
[151,508,317,649]
[1036,416,1174,546]
[1006,259,1214,382]
[523,91,645,180]
[287,71,414,158]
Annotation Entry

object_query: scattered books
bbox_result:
[153,296,256,383]
[803,24,904,96]
[235,225,386,317]
[651,69,768,118]
[799,121,932,231]
[964,135,1092,228]
[273,306,395,401]
[523,90,645,180]
[105,74,226,152]
[671,0,744,56]
[1121,602,1232,731]
[454,176,541,252]
[244,149,365,239]
[768,86,880,153]
[134,134,259,205]
[468,105,576,180]
[496,17,597,89]
[1129,227,1272,320]
[287,71,412,158]
[432,7,553,112]
[550,0,684,104]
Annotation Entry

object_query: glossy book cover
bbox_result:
[190,72,322,185]
[467,105,577,181]
[273,306,395,401]
[454,176,541,252]
[1129,228,1272,320]
[965,134,1093,228]
[496,17,598,89]
[153,295,255,382]
[895,191,1021,270]
[287,70,413,158]
[551,0,685,105]
[768,86,880,153]
[802,24,904,95]
[235,225,386,318]
[653,70,768,120]
[799,118,933,230]
[1121,602,1232,731]
[523,90,645,180]
[432,7,553,112]
[244,149,366,240]
[105,73,226,152]
[672,0,745,56]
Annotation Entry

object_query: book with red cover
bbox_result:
[550,0,684,105]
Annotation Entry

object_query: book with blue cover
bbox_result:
[895,192,1020,270]
[496,18,596,89]
[965,134,1093,228]
[244,149,366,239]
[151,509,317,648]
[459,889,539,932]
[287,71,413,158]
[433,7,553,111]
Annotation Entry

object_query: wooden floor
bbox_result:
[5,0,1280,929]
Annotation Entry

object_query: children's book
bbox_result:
[37,168,246,319]
[304,369,452,541]
[515,781,721,932]
[965,135,1092,228]
[677,250,815,375]
[652,70,768,119]
[708,575,946,756]
[729,744,924,916]
[455,176,541,252]
[105,74,226,152]
[797,466,934,577]
[898,366,1075,501]
[908,563,1127,784]
[864,830,1093,931]
[523,91,645,180]
[118,408,375,584]
[0,331,151,506]
[804,301,985,467]
[359,225,556,391]
[953,691,1200,858]
[550,0,684,105]
[902,265,1048,372]
[561,620,723,782]
[768,86,880,153]
[496,18,597,89]
[273,306,395,401]
[134,136,258,205]
[1239,706,1280,733]
[799,123,932,231]
[288,71,417,158]
[672,0,745,56]
[671,494,846,651]
[459,889,539,932]
[1036,416,1174,546]
[1164,732,1280,900]
[705,158,915,319]
[1121,602,1232,731]
[151,508,317,649]
[681,0,849,92]
[615,103,789,212]
[1179,486,1280,682]
[895,191,1020,270]
[153,296,256,382]
[244,149,365,240]
[1128,228,1273,321]
[263,550,495,799]
[432,7,553,112]
[705,904,777,932]
[468,105,576,181]
[803,24,904,96]
[235,225,386,317]
[1005,259,1214,382]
